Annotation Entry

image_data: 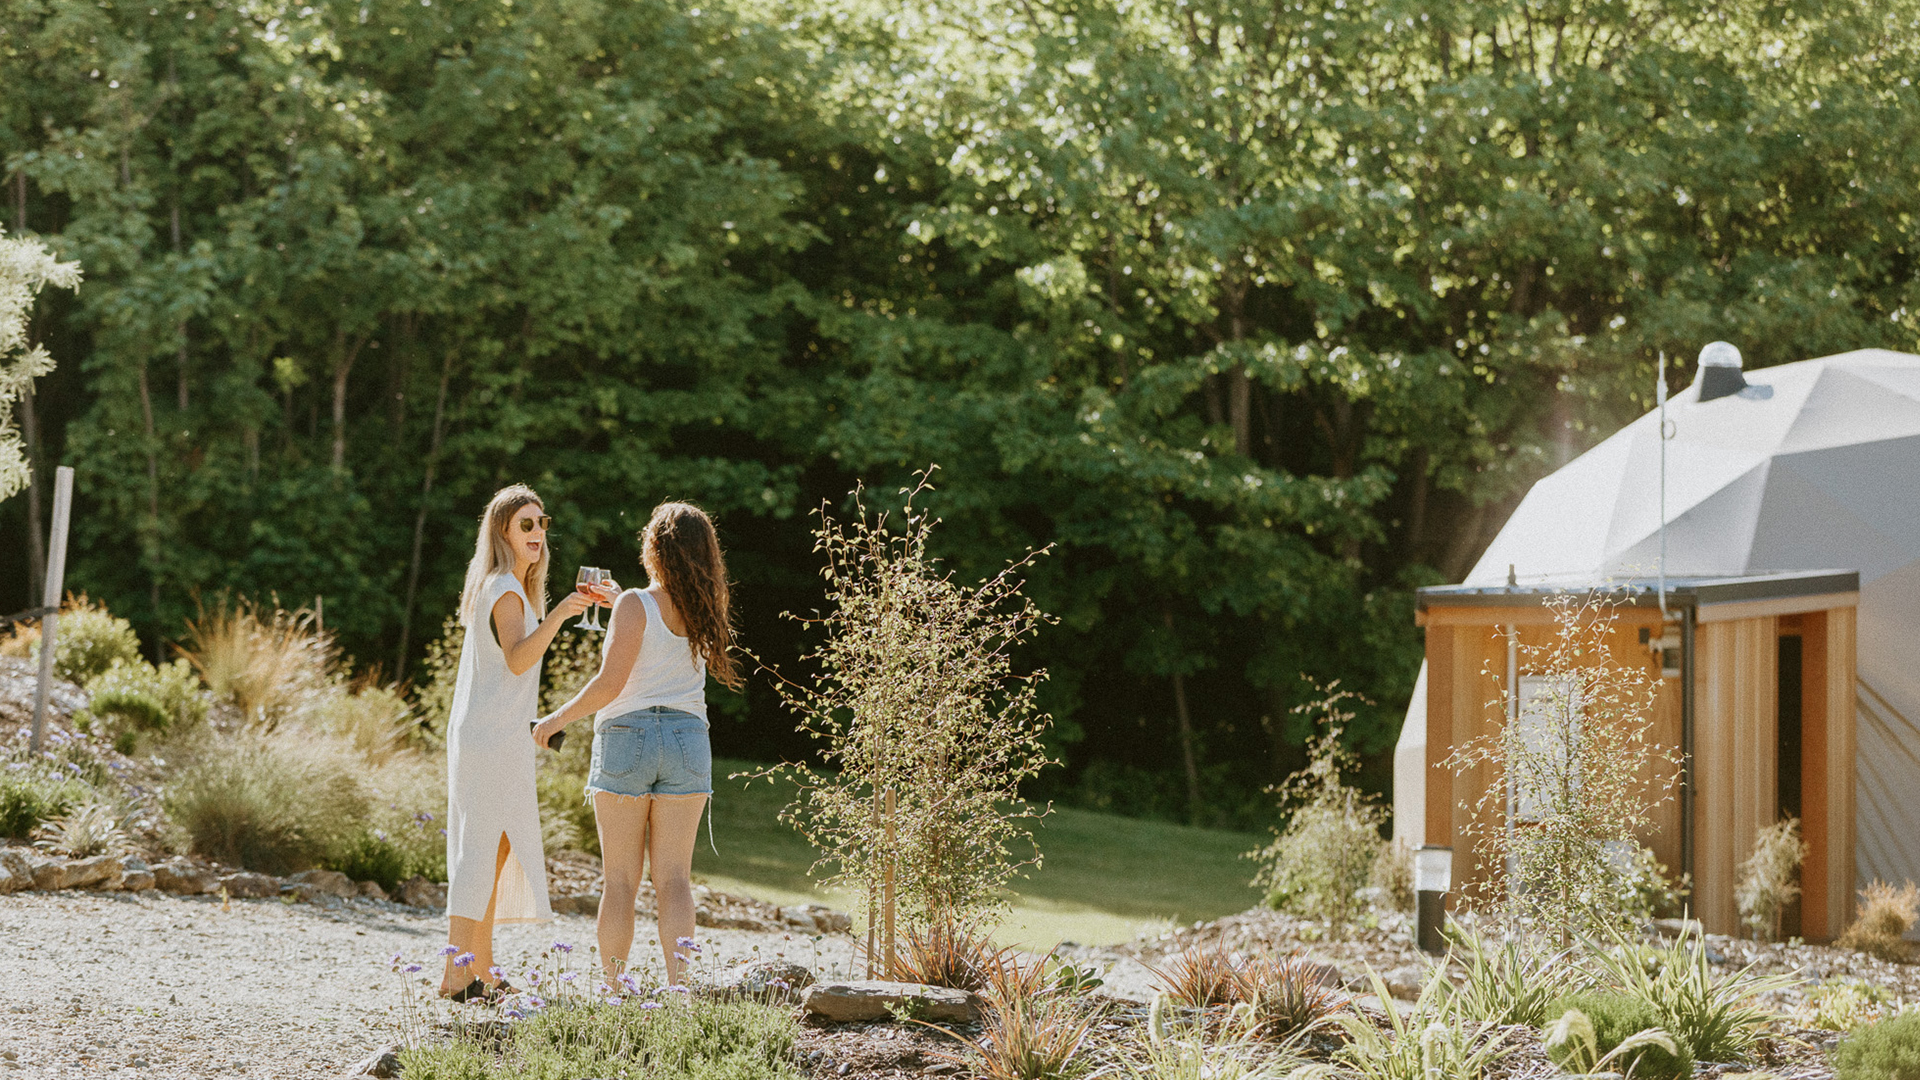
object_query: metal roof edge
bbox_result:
[1416,569,1860,610]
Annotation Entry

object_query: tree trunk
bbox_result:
[137,359,163,657]
[21,386,44,600]
[1165,607,1204,826]
[1406,446,1430,563]
[172,200,188,410]
[330,330,368,473]
[395,349,456,673]
[1226,287,1250,455]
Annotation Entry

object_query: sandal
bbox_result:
[446,979,488,1003]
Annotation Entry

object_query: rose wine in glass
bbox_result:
[573,568,600,631]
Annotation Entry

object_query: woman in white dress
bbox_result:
[440,484,601,999]
[533,501,742,988]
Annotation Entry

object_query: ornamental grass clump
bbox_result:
[1837,880,1920,963]
[760,474,1055,961]
[163,729,368,874]
[1589,923,1794,1066]
[1446,927,1582,1028]
[951,959,1095,1080]
[34,799,132,858]
[180,598,336,728]
[1736,816,1806,942]
[1247,683,1386,930]
[1543,993,1688,1079]
[1330,969,1514,1080]
[80,657,206,751]
[1446,592,1678,945]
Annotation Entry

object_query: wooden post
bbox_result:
[866,788,880,978]
[883,786,897,976]
[29,466,74,755]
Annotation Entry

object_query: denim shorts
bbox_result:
[587,707,712,798]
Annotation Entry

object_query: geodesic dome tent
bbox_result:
[1394,347,1920,931]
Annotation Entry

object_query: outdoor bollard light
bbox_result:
[1415,845,1452,955]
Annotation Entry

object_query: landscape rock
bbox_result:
[344,1044,403,1078]
[1379,965,1425,1000]
[357,879,389,901]
[698,905,770,931]
[290,868,357,899]
[0,849,31,894]
[801,980,981,1024]
[113,856,154,892]
[398,876,447,909]
[33,854,118,891]
[152,859,219,895]
[552,892,599,916]
[725,960,815,1000]
[220,872,280,899]
[779,904,853,934]
[282,881,321,903]
[1652,918,1705,939]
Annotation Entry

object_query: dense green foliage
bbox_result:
[398,996,803,1080]
[1546,993,1691,1079]
[7,0,1920,824]
[1835,1010,1920,1080]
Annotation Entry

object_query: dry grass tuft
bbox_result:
[948,957,1096,1080]
[1837,880,1920,962]
[35,799,131,857]
[1231,954,1346,1040]
[180,598,336,728]
[891,921,1016,993]
[1146,946,1241,1008]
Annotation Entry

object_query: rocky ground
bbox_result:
[0,888,861,1079]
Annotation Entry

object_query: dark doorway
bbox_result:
[1778,633,1804,939]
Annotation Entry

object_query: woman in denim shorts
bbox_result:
[534,502,744,988]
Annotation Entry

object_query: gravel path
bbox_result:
[0,890,860,1079]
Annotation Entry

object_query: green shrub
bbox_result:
[82,658,206,746]
[1545,992,1691,1079]
[306,684,415,764]
[0,765,91,839]
[1590,925,1793,1066]
[30,599,143,685]
[164,732,368,874]
[399,997,804,1080]
[1249,685,1386,929]
[1835,1010,1920,1080]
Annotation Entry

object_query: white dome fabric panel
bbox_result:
[1399,349,1920,905]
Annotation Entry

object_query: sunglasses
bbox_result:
[515,515,553,534]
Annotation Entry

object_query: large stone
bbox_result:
[290,868,358,898]
[398,876,447,910]
[0,849,31,894]
[344,1045,402,1079]
[780,904,853,934]
[152,860,218,895]
[801,981,981,1024]
[725,960,815,1000]
[356,880,389,901]
[34,854,118,891]
[108,855,153,891]
[220,872,280,899]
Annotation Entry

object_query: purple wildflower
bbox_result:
[666,984,691,995]
[675,936,697,948]
[639,1001,662,1010]
[505,1008,525,1020]
[550,941,574,954]
[561,972,578,983]
[439,944,460,957]
[454,952,475,969]
[389,952,405,967]
[525,995,546,1010]
[403,964,423,974]
[525,969,542,986]
[490,966,506,981]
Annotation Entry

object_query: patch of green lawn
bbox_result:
[693,759,1264,947]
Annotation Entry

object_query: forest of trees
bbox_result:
[5,0,1918,827]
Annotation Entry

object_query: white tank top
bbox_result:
[597,589,708,730]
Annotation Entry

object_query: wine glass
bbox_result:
[587,568,611,630]
[573,568,601,632]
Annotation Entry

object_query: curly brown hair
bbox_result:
[641,502,742,691]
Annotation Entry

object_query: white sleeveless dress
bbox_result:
[444,572,552,924]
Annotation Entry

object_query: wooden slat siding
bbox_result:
[1420,605,1579,628]
[1801,612,1831,941]
[1422,609,1677,911]
[1827,608,1858,941]
[1426,624,1457,860]
[1691,616,1779,935]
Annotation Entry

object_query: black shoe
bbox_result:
[447,978,487,1003]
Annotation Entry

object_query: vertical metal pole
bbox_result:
[29,465,75,755]
[1505,622,1519,929]
[1680,606,1697,892]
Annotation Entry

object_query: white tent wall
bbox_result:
[1395,349,1920,921]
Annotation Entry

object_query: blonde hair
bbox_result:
[642,502,742,691]
[458,484,550,627]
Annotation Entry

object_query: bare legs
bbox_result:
[441,832,512,995]
[592,792,708,986]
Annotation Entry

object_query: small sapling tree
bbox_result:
[760,474,1055,971]
[1247,682,1387,930]
[1447,591,1679,945]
